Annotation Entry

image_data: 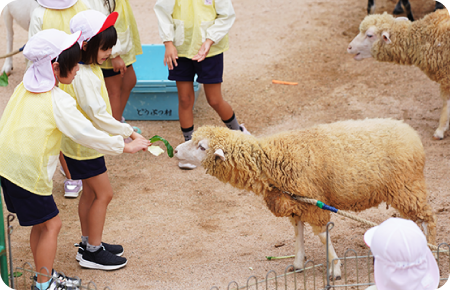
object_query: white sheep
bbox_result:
[347,9,450,140]
[366,0,444,21]
[1,0,38,75]
[174,118,437,280]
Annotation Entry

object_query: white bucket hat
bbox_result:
[37,0,78,9]
[70,10,119,45]
[364,217,439,290]
[23,29,81,93]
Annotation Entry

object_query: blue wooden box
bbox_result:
[123,44,200,120]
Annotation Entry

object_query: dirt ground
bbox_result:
[1,0,450,289]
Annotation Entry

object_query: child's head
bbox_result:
[36,0,77,9]
[23,29,82,93]
[70,10,119,65]
[364,217,439,290]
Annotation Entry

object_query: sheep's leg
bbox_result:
[367,0,375,15]
[392,0,404,15]
[433,88,450,140]
[1,5,14,76]
[289,217,305,270]
[400,0,414,21]
[313,226,341,280]
[390,180,437,245]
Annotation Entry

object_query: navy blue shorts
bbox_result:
[168,53,223,84]
[102,65,132,78]
[63,155,107,180]
[0,177,59,226]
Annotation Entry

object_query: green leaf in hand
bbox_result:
[0,72,8,87]
[149,135,173,158]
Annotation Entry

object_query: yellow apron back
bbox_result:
[42,0,88,33]
[0,83,62,196]
[60,65,112,160]
[172,0,229,59]
[101,0,143,69]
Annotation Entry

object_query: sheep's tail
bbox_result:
[291,194,445,254]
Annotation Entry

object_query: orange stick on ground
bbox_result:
[272,79,298,85]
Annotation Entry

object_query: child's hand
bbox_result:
[123,138,151,153]
[111,56,126,77]
[130,131,147,141]
[163,41,178,70]
[192,39,214,62]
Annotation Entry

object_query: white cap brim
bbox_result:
[37,0,77,9]
[363,225,378,248]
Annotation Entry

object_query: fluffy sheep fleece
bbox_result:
[348,9,450,140]
[176,118,436,277]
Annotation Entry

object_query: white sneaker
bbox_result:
[178,162,196,169]
[64,179,82,198]
[239,124,251,135]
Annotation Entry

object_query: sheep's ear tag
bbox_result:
[214,149,226,161]
[382,32,391,44]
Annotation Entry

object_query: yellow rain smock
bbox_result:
[154,0,236,59]
[0,83,125,196]
[29,0,89,37]
[87,0,143,67]
[60,64,133,160]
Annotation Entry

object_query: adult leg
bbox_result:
[30,215,62,283]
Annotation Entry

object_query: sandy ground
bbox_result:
[1,0,450,289]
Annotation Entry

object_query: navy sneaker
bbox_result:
[75,242,123,261]
[79,246,127,270]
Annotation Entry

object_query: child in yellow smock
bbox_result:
[154,0,250,170]
[87,0,143,122]
[59,9,148,270]
[0,29,150,290]
[28,0,91,198]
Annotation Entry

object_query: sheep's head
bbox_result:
[347,13,408,60]
[174,126,266,191]
[174,126,245,167]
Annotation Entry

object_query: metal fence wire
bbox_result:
[5,212,112,290]
[210,222,450,290]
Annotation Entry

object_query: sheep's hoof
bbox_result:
[432,135,443,140]
[329,275,342,281]
[289,266,304,273]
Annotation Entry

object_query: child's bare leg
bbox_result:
[203,83,233,120]
[105,74,123,121]
[119,65,137,118]
[78,180,95,237]
[30,215,62,283]
[59,153,71,179]
[83,172,113,246]
[176,81,196,129]
[105,66,137,121]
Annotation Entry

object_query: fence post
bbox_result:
[0,178,9,286]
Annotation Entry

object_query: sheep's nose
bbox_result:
[347,45,352,51]
[174,149,178,154]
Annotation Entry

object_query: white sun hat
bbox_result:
[70,10,119,45]
[37,0,78,9]
[23,29,81,93]
[364,217,439,290]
